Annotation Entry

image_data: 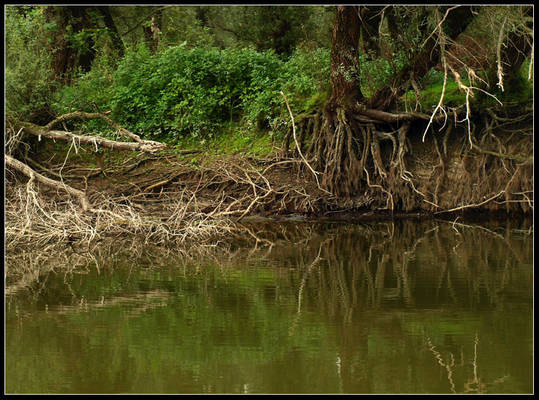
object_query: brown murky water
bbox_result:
[5,219,533,394]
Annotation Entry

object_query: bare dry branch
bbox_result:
[20,123,165,153]
[44,111,144,143]
[5,155,91,211]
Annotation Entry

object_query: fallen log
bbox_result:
[44,111,144,143]
[5,113,167,211]
[18,123,165,153]
[5,155,91,211]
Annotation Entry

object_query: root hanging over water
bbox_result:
[296,104,532,214]
[305,107,418,210]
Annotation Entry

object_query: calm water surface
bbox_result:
[5,219,533,394]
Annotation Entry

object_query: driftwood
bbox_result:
[14,119,165,153]
[5,155,91,211]
[5,113,167,211]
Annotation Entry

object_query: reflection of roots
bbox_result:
[427,337,457,393]
[427,333,510,394]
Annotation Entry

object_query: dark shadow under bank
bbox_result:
[251,209,533,228]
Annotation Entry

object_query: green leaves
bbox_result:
[33,39,330,143]
[106,45,329,142]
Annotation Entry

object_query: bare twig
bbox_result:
[280,91,329,194]
[496,15,508,92]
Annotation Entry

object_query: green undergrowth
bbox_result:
[499,58,534,105]
[399,69,467,112]
[8,7,532,156]
[171,123,281,160]
[49,45,331,145]
[399,58,533,113]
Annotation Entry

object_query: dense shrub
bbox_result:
[5,9,396,144]
[5,7,56,124]
[106,45,330,141]
[52,44,329,142]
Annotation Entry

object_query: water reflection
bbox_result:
[5,219,533,394]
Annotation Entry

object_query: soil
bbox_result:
[22,117,533,221]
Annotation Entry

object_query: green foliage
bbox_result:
[198,6,333,55]
[110,45,277,140]
[399,69,467,111]
[9,5,531,151]
[53,44,330,143]
[214,125,277,156]
[499,57,534,105]
[359,51,408,97]
[5,7,56,123]
[51,48,119,134]
[225,6,312,56]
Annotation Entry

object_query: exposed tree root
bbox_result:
[294,103,532,214]
[4,101,533,259]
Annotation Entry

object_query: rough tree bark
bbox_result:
[326,6,363,110]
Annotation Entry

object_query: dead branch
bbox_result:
[19,123,165,153]
[44,111,144,143]
[5,155,91,211]
[359,106,434,124]
[434,190,505,214]
[496,15,508,92]
[280,91,328,193]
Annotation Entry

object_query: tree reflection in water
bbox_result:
[6,218,532,393]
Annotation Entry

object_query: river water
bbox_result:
[5,219,533,394]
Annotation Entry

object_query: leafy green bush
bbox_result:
[109,45,277,140]
[106,45,330,142]
[5,7,56,123]
[359,51,407,98]
[17,24,330,143]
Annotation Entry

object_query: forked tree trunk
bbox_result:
[368,6,474,110]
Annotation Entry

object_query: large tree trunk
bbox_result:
[307,6,367,196]
[326,6,363,111]
[96,6,125,57]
